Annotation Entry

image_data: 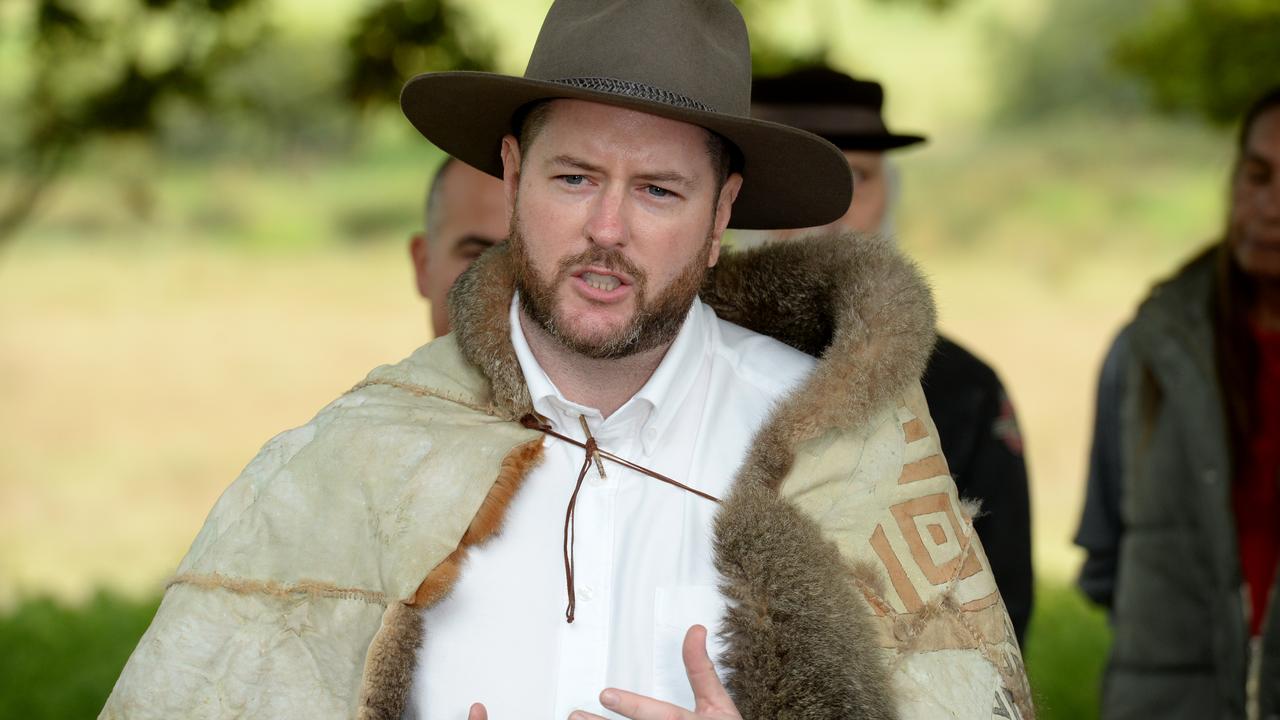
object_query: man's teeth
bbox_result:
[582,272,621,291]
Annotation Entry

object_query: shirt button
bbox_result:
[579,585,595,601]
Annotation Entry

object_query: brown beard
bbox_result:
[508,211,713,360]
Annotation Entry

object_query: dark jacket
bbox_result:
[1076,246,1280,719]
[922,337,1034,646]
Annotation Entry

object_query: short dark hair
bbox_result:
[424,156,460,236]
[514,100,736,193]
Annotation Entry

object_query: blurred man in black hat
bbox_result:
[753,66,1034,646]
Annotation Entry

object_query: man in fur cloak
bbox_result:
[102,1,1032,718]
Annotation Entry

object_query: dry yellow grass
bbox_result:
[0,243,431,603]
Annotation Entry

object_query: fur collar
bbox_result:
[444,231,936,718]
[449,231,936,431]
[700,233,936,490]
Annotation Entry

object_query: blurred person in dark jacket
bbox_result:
[1076,85,1280,719]
[409,156,508,336]
[750,67,1034,647]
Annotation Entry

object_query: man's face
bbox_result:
[770,149,886,240]
[500,100,742,359]
[1229,107,1280,280]
[410,162,509,335]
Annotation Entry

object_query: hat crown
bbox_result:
[524,0,751,116]
[753,67,885,111]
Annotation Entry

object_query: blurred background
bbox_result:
[2,0,1278,716]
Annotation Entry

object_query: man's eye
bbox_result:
[646,185,672,198]
[560,175,586,186]
[1241,161,1272,186]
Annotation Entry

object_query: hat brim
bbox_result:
[823,133,927,152]
[401,71,853,230]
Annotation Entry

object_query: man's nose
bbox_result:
[584,185,628,248]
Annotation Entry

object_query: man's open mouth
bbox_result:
[580,271,622,292]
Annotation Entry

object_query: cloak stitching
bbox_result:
[166,572,387,605]
[348,379,508,420]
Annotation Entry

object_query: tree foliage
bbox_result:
[989,0,1149,124]
[1,0,268,245]
[1,0,971,245]
[344,0,495,110]
[1113,0,1280,126]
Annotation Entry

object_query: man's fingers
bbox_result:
[468,702,488,720]
[592,688,693,720]
[682,625,735,712]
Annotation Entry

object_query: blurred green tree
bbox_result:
[996,0,1280,127]
[1114,0,1280,125]
[990,0,1150,124]
[0,0,495,247]
[344,0,495,110]
[0,0,269,246]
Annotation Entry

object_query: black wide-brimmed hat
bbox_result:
[752,66,927,151]
[401,0,853,230]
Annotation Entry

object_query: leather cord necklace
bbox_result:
[519,413,722,623]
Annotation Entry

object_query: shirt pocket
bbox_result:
[652,585,729,710]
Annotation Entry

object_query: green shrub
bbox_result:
[1025,581,1111,720]
[0,592,160,719]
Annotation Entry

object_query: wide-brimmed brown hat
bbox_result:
[752,66,926,151]
[400,0,852,230]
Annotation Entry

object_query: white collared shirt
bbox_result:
[411,295,815,719]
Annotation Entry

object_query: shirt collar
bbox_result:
[508,293,710,454]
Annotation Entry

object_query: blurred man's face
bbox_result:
[499,100,741,359]
[410,162,509,336]
[771,150,886,240]
[1230,107,1280,280]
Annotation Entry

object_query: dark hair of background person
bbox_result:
[425,156,459,236]
[1214,85,1280,459]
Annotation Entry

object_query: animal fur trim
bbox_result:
[451,233,936,490]
[702,232,936,490]
[357,602,423,720]
[715,482,897,719]
[449,245,534,419]
[357,438,544,718]
[461,438,545,545]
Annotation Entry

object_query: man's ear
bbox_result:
[409,232,431,299]
[500,135,522,224]
[707,172,744,267]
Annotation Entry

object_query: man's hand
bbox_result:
[570,624,741,720]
